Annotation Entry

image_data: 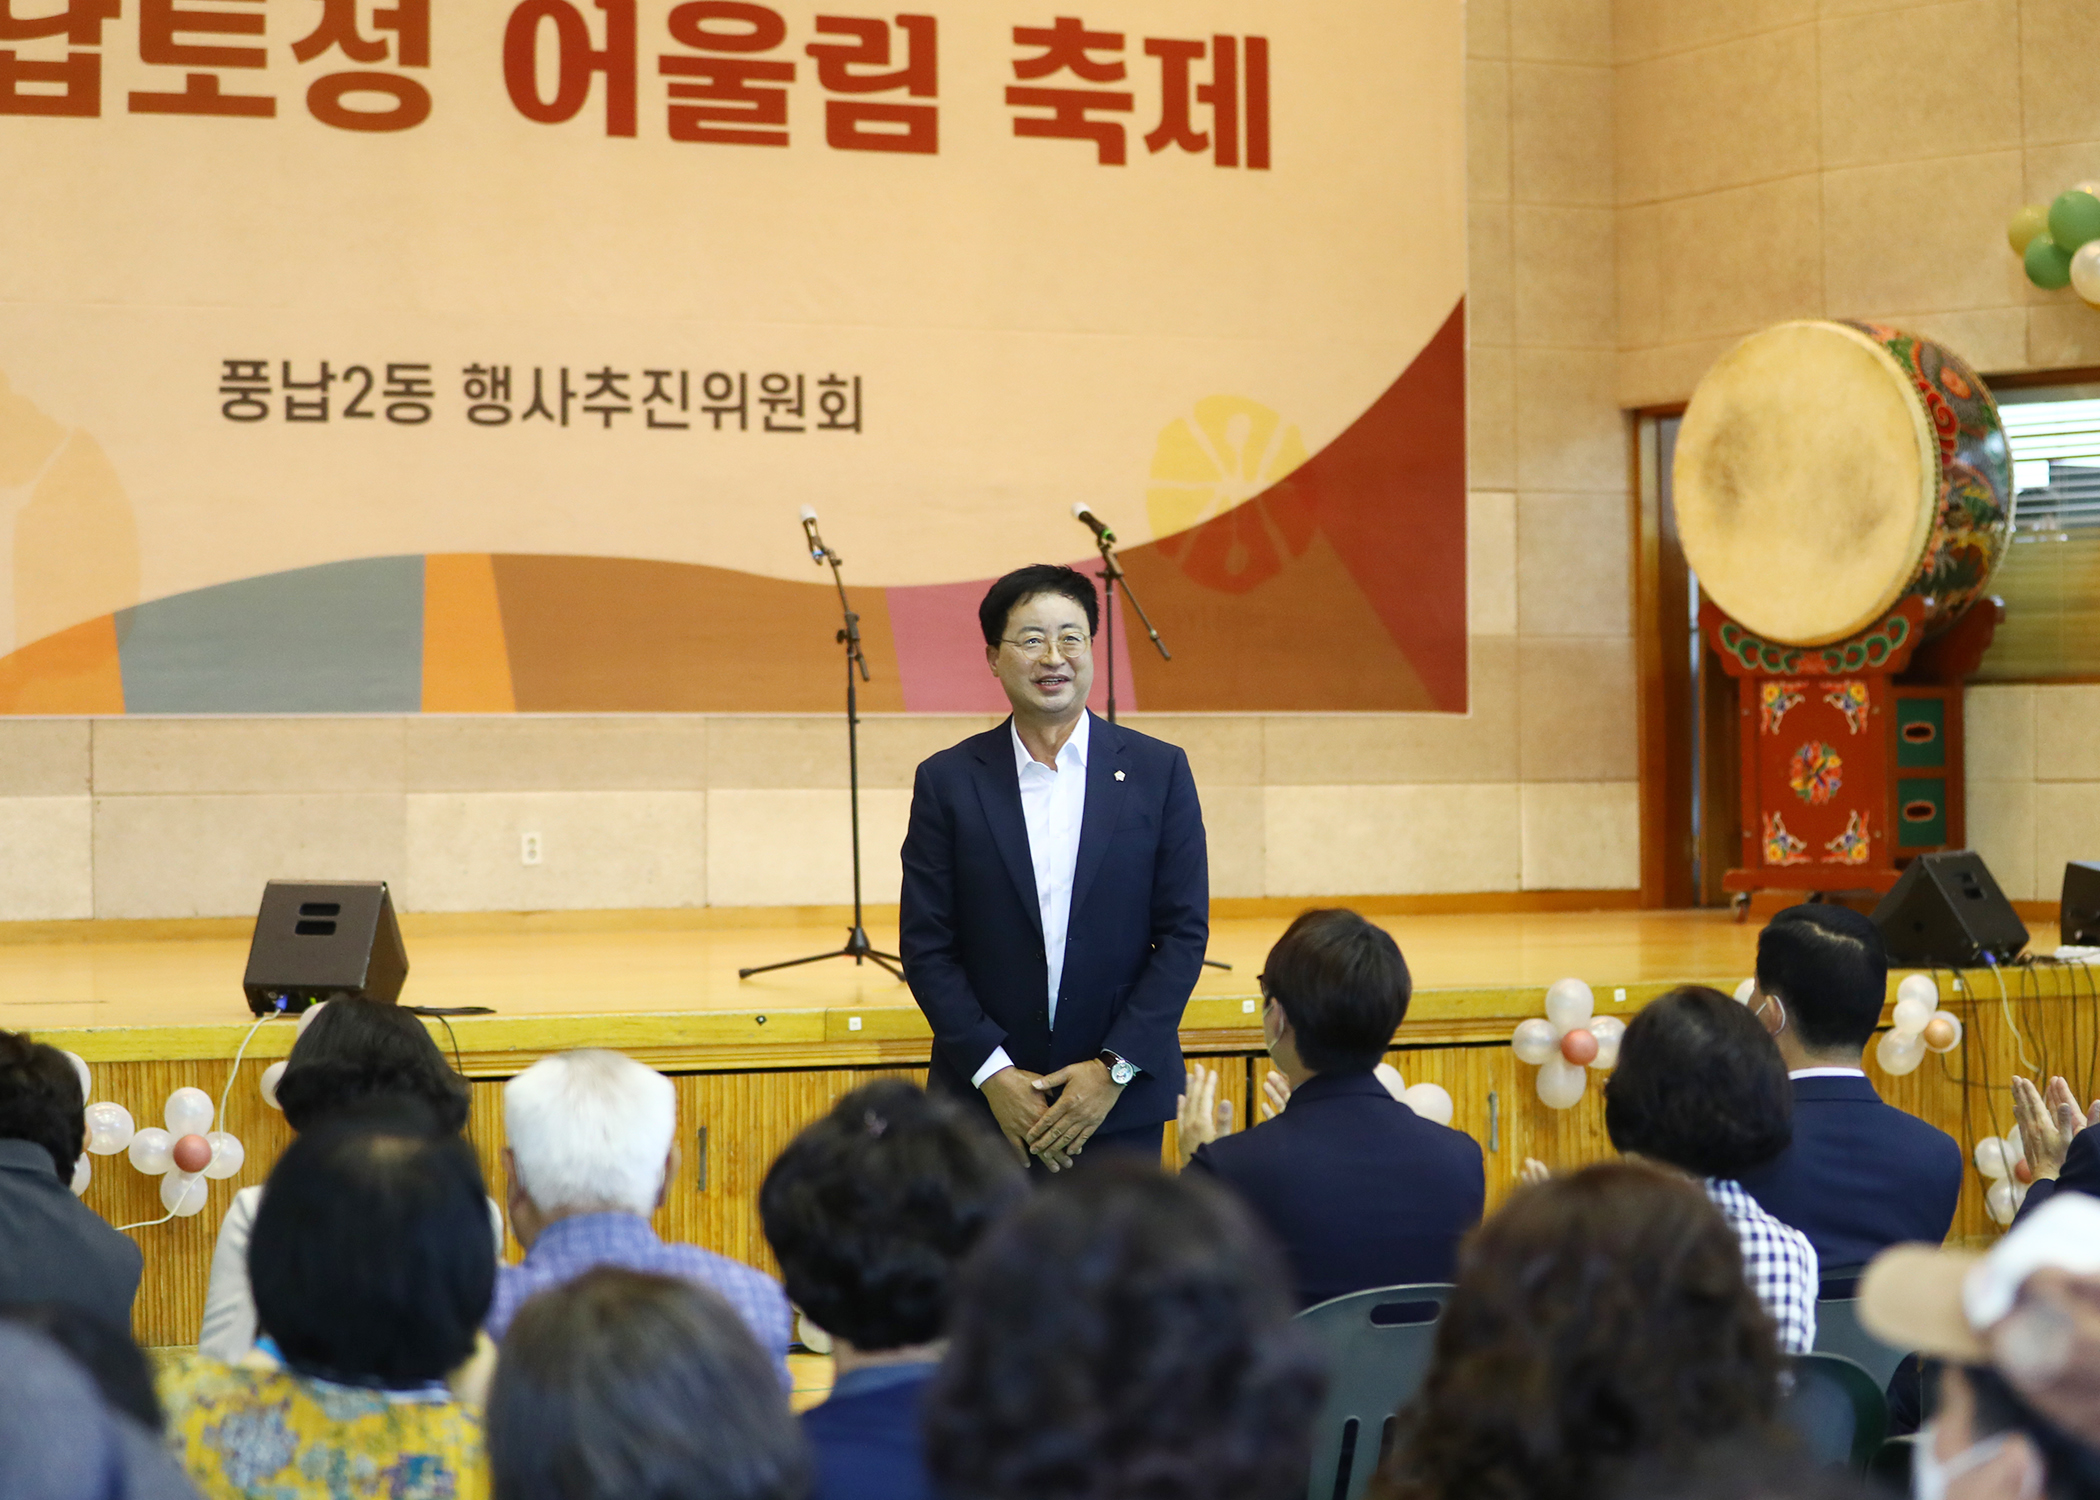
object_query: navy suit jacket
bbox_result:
[2015,1122,2100,1223]
[1186,1071,1485,1308]
[899,713,1207,1132]
[1737,1074,1963,1268]
[0,1138,141,1331]
[802,1364,936,1500]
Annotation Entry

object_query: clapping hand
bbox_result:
[2012,1076,2100,1182]
[1175,1063,1236,1165]
[1260,1069,1291,1120]
[1519,1158,1552,1187]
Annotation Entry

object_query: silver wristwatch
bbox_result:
[1098,1050,1138,1086]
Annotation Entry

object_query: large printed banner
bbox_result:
[0,0,1465,714]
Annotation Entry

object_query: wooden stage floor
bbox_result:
[2,905,2006,1039]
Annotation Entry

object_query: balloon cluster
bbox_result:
[1874,974,1963,1077]
[68,1051,246,1218]
[2010,187,2100,303]
[1510,979,1624,1110]
[1372,1062,1456,1127]
[1975,1127,2029,1225]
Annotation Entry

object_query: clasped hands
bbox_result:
[983,1060,1123,1172]
[2012,1074,2100,1182]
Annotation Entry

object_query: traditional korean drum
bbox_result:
[1673,320,2015,646]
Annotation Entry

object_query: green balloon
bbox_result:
[2050,190,2100,254]
[2028,233,2074,289]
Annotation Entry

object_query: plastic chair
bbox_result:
[1295,1284,1453,1500]
[1814,1264,1911,1392]
[1781,1352,1890,1471]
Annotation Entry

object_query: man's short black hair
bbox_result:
[1263,909,1412,1075]
[1755,905,1888,1053]
[250,1110,494,1387]
[978,564,1099,648]
[275,998,472,1135]
[1604,986,1792,1179]
[760,1079,1025,1351]
[0,1029,84,1183]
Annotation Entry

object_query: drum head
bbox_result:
[1674,321,1938,646]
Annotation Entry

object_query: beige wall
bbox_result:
[1965,683,2100,903]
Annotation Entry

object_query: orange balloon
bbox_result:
[172,1133,212,1174]
[2014,1158,2034,1185]
[1922,1015,1957,1051]
[1559,1028,1599,1066]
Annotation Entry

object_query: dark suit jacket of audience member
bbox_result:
[1186,1071,1486,1308]
[802,1364,936,1500]
[2015,1120,2100,1224]
[0,1138,142,1330]
[1737,1074,1963,1268]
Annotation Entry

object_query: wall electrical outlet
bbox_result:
[521,831,542,865]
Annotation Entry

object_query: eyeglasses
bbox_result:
[1001,631,1092,660]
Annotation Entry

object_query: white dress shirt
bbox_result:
[972,713,1090,1088]
[1788,1067,1867,1080]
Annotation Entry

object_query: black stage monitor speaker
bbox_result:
[242,880,408,1016]
[2062,861,2100,946]
[1871,851,2028,968]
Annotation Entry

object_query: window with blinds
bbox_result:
[1973,384,2100,681]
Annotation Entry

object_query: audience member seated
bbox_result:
[2,1300,163,1432]
[2011,1072,2100,1224]
[200,997,500,1363]
[1178,908,1485,1307]
[759,1079,1025,1500]
[1378,1160,1786,1500]
[924,1160,1324,1500]
[1605,985,1819,1351]
[0,1322,197,1500]
[0,1029,141,1330]
[1735,904,1963,1267]
[489,1049,792,1378]
[160,1111,494,1500]
[488,1266,809,1500]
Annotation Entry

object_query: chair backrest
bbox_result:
[1814,1264,1911,1392]
[1781,1352,1890,1471]
[1295,1284,1454,1500]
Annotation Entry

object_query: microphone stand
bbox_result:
[1079,515,1228,972]
[739,520,904,984]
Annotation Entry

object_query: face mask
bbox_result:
[1912,1425,2031,1500]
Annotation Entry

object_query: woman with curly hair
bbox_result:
[924,1159,1325,1500]
[1377,1159,1786,1500]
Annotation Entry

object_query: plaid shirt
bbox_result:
[487,1212,793,1383]
[1706,1177,1818,1354]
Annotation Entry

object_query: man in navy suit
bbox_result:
[1182,909,1484,1308]
[1738,904,1963,1268]
[900,564,1209,1172]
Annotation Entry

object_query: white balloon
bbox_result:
[1734,978,1757,1005]
[1876,1029,1926,1076]
[2073,240,2100,307]
[127,1127,173,1175]
[1373,1062,1407,1100]
[160,1171,208,1217]
[1544,979,1594,1034]
[1512,1017,1559,1066]
[1891,995,1934,1037]
[164,1086,214,1138]
[259,1060,287,1111]
[1400,1082,1455,1126]
[83,1101,135,1156]
[296,1000,329,1035]
[203,1131,246,1180]
[1975,1136,2012,1179]
[1536,1056,1588,1110]
[61,1050,91,1102]
[1896,973,1938,1008]
[70,1155,90,1197]
[2006,1125,2026,1164]
[1586,1015,1626,1070]
[1987,1177,2018,1225]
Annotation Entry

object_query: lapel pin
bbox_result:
[1114,770,1125,781]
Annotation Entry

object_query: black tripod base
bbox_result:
[738,925,904,982]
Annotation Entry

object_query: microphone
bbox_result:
[800,505,827,564]
[1072,503,1116,545]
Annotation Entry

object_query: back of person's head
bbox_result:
[274,999,471,1135]
[504,1049,675,1218]
[977,563,1099,645]
[249,1108,494,1387]
[1263,909,1412,1074]
[488,1266,809,1500]
[1604,985,1792,1178]
[1756,905,1888,1053]
[0,1029,85,1184]
[0,1303,162,1432]
[1381,1160,1783,1500]
[926,1159,1324,1500]
[0,1323,198,1500]
[759,1079,1025,1352]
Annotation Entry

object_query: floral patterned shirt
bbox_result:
[158,1352,485,1500]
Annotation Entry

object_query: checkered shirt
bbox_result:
[1705,1177,1818,1354]
[487,1212,793,1384]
